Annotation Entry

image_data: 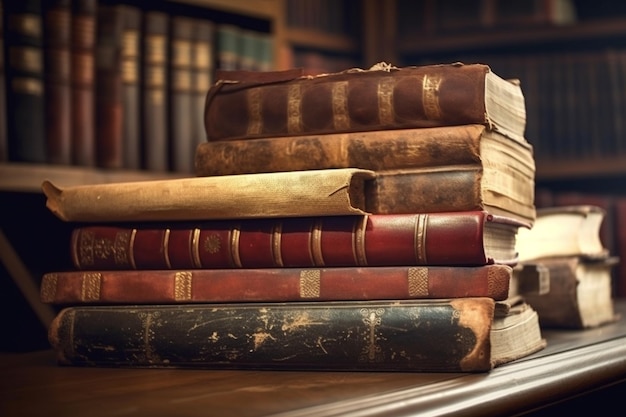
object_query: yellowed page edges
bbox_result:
[42,168,375,222]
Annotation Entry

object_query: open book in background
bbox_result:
[514,205,620,329]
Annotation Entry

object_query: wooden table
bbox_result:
[2,300,626,417]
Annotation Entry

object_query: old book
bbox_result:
[515,256,619,329]
[40,264,514,305]
[120,5,141,170]
[47,297,546,372]
[169,15,194,173]
[43,0,72,165]
[69,211,525,270]
[516,205,608,262]
[70,0,97,166]
[194,124,533,176]
[95,3,123,168]
[5,0,46,163]
[204,62,526,143]
[42,168,375,222]
[141,10,169,171]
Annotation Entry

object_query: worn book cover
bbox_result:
[204,62,526,143]
[48,297,545,372]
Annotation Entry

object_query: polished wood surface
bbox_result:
[2,301,626,417]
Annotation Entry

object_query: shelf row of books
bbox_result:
[0,0,273,173]
[36,61,583,372]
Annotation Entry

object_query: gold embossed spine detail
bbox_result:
[272,222,284,267]
[192,229,202,268]
[310,219,324,266]
[331,81,350,130]
[287,84,302,134]
[359,308,385,362]
[162,229,172,269]
[230,226,242,268]
[246,87,262,135]
[174,271,193,301]
[414,214,428,264]
[377,78,395,126]
[81,273,102,301]
[422,74,443,120]
[299,270,321,298]
[408,267,429,297]
[40,273,58,303]
[354,216,368,266]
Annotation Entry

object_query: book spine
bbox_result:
[5,0,46,163]
[43,0,72,165]
[95,4,123,168]
[48,298,496,371]
[70,0,96,166]
[120,5,141,169]
[190,18,214,160]
[40,265,512,305]
[194,124,485,176]
[204,63,491,141]
[169,16,194,173]
[69,212,497,269]
[141,11,169,171]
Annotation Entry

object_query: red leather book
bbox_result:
[43,0,72,165]
[70,211,526,270]
[40,264,513,305]
[70,0,97,166]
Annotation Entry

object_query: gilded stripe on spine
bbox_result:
[174,271,193,301]
[272,222,284,267]
[377,78,395,125]
[163,229,172,269]
[128,229,137,269]
[40,274,58,303]
[414,214,428,263]
[311,219,324,266]
[299,270,321,298]
[422,74,443,120]
[408,267,429,297]
[332,81,350,130]
[287,84,302,134]
[354,216,368,266]
[246,87,262,135]
[230,226,242,268]
[81,273,101,301]
[191,229,202,268]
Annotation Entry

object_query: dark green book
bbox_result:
[48,297,545,372]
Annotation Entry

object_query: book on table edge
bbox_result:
[47,297,546,372]
[515,256,620,329]
[204,62,527,144]
[40,264,514,305]
[68,211,528,270]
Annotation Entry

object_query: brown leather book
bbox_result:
[68,211,526,270]
[5,0,46,163]
[204,62,527,143]
[43,0,72,165]
[95,4,123,168]
[169,15,194,173]
[47,297,546,371]
[193,123,533,176]
[141,11,169,171]
[40,264,514,305]
[70,0,97,166]
[120,5,141,170]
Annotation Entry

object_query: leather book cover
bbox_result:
[68,211,526,270]
[204,62,526,143]
[193,124,531,176]
[169,15,194,173]
[40,264,513,305]
[70,0,96,166]
[48,297,500,371]
[95,4,123,168]
[4,0,46,163]
[141,11,169,171]
[43,0,72,165]
[120,5,141,169]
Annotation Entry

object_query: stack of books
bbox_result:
[514,205,620,329]
[40,62,546,372]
